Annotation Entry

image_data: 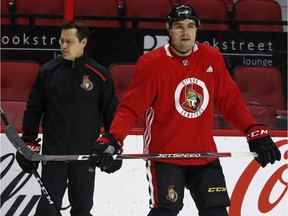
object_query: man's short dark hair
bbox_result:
[61,20,89,42]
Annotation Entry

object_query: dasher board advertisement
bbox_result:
[1,134,287,216]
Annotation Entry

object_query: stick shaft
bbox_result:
[32,170,62,215]
[3,152,257,162]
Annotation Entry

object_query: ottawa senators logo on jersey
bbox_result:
[80,75,93,91]
[175,77,209,118]
[184,88,203,111]
[166,186,178,202]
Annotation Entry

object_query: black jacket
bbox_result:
[22,55,118,155]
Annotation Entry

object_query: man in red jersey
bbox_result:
[89,5,281,216]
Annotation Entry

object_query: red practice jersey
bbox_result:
[110,43,255,165]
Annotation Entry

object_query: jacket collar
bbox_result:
[62,54,88,68]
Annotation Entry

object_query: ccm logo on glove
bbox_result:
[26,144,41,152]
[245,124,281,167]
[246,125,269,142]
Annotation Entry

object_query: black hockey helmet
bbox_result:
[167,5,200,29]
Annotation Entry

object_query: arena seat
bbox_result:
[1,0,11,24]
[1,61,40,132]
[223,104,277,130]
[1,101,27,132]
[181,0,229,31]
[233,0,283,32]
[223,65,287,130]
[109,62,136,102]
[232,66,285,110]
[108,62,144,129]
[74,0,121,28]
[1,61,40,101]
[248,104,277,129]
[15,0,63,26]
[125,0,174,29]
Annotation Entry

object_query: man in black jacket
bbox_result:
[16,21,119,216]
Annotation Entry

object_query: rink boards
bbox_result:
[1,133,287,216]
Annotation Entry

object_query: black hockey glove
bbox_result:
[245,124,281,167]
[88,133,122,173]
[100,159,123,174]
[16,136,41,173]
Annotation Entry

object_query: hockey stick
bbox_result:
[0,108,257,162]
[0,108,61,215]
[31,169,62,215]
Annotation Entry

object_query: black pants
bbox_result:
[146,159,230,215]
[35,161,95,216]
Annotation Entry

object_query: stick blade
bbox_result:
[5,125,35,161]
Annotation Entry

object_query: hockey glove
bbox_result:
[88,133,122,173]
[16,136,41,173]
[100,158,123,174]
[245,124,281,167]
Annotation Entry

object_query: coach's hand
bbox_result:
[245,124,281,167]
[88,133,122,173]
[16,136,41,173]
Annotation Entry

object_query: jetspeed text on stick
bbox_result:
[158,153,202,158]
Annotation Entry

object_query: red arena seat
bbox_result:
[15,0,64,26]
[1,61,40,101]
[74,0,121,28]
[234,0,283,32]
[223,104,277,130]
[125,0,174,29]
[109,62,136,102]
[232,66,285,110]
[109,62,144,129]
[1,0,11,25]
[1,101,27,131]
[182,0,229,31]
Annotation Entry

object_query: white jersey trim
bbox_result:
[143,107,154,154]
[164,43,199,58]
[164,44,172,57]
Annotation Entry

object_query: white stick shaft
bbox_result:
[230,152,258,157]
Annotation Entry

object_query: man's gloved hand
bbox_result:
[16,136,41,173]
[245,124,281,167]
[88,133,122,173]
[100,159,123,174]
